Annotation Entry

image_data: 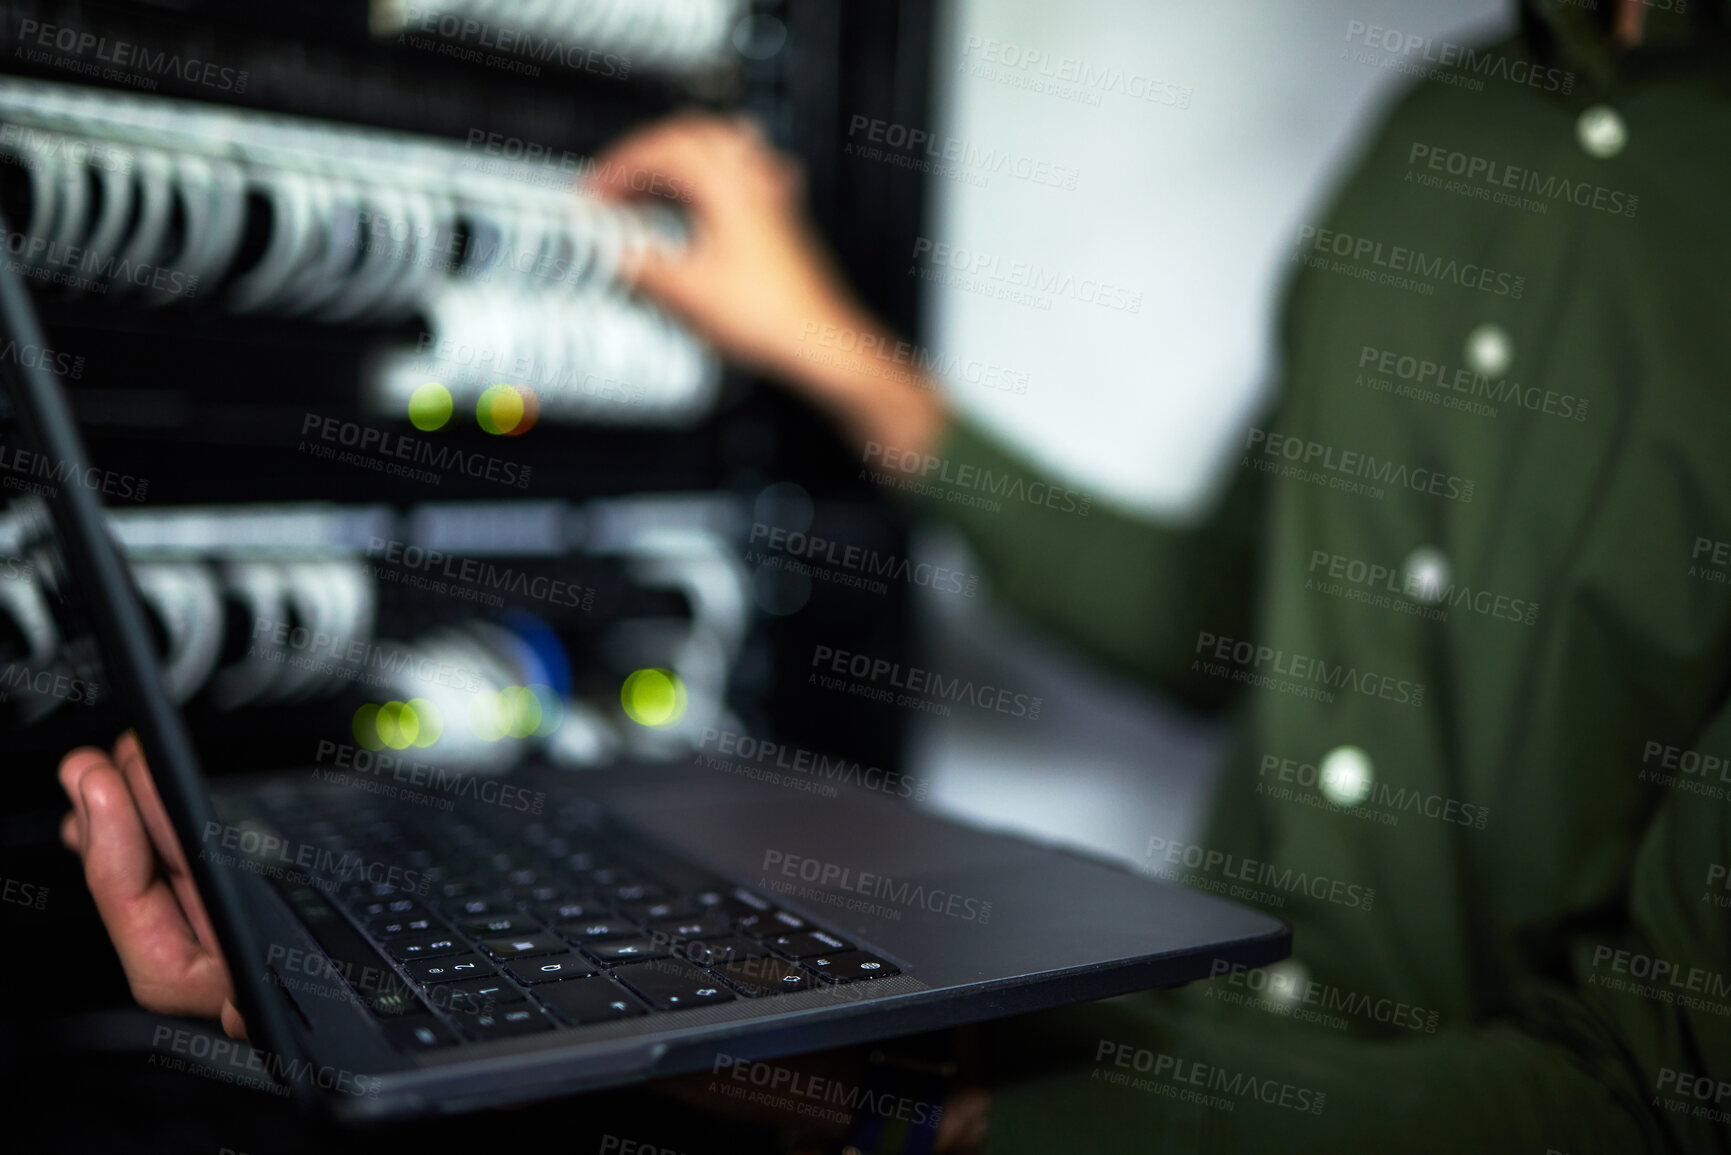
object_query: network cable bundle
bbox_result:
[0,0,932,798]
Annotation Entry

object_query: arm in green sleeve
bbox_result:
[893,415,1265,712]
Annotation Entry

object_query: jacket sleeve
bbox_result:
[967,697,1731,1155]
[893,415,1266,712]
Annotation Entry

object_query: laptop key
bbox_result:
[480,933,567,960]
[443,895,514,919]
[807,951,900,983]
[382,1015,459,1052]
[535,978,647,1026]
[715,956,814,997]
[556,918,639,943]
[355,896,426,921]
[736,909,807,936]
[447,975,525,1003]
[620,898,701,923]
[767,930,852,959]
[508,953,598,983]
[387,934,463,962]
[464,1004,555,1040]
[678,936,766,967]
[367,913,437,939]
[647,912,735,942]
[588,939,669,964]
[536,899,604,923]
[404,954,495,984]
[461,913,540,936]
[614,960,736,1011]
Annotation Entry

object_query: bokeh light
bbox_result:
[407,698,442,748]
[407,382,453,431]
[468,689,510,742]
[353,703,382,751]
[621,668,687,727]
[477,384,539,436]
[375,700,417,749]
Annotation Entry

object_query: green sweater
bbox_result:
[901,4,1731,1151]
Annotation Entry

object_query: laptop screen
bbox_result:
[0,229,308,1075]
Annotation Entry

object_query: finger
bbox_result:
[587,120,727,208]
[220,999,248,1041]
[935,1087,990,1153]
[59,809,80,854]
[58,745,110,826]
[79,767,232,1019]
[112,733,225,955]
[617,240,700,313]
[113,731,190,876]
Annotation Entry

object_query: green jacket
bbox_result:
[903,4,1731,1151]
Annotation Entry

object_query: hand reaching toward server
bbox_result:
[589,112,951,458]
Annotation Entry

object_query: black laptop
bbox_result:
[0,237,1288,1122]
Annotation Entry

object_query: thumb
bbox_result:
[220,999,248,1041]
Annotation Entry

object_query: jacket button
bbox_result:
[1320,745,1374,807]
[1464,323,1512,378]
[1402,546,1450,605]
[1258,959,1310,1009]
[1576,105,1627,158]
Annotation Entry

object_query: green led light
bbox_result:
[621,668,687,728]
[407,382,453,431]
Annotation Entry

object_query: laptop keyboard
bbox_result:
[230,784,900,1052]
